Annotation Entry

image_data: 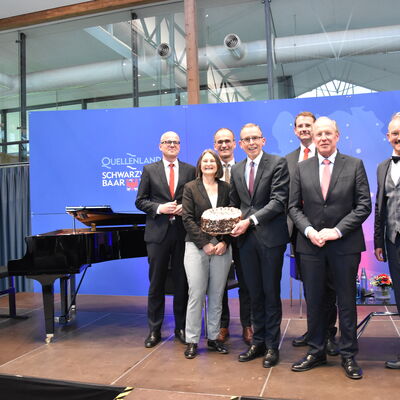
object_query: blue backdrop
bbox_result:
[29,91,400,297]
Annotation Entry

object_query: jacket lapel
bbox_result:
[378,158,391,210]
[326,151,345,199]
[197,179,212,208]
[252,153,266,197]
[238,160,249,199]
[156,161,171,198]
[310,157,322,200]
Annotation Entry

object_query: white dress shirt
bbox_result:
[298,143,316,162]
[390,152,400,185]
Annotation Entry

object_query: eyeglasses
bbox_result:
[161,140,180,145]
[215,139,234,145]
[240,136,263,144]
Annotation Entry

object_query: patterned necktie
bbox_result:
[321,159,331,200]
[248,161,255,196]
[224,163,231,183]
[303,147,310,161]
[169,163,175,198]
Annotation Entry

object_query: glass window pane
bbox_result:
[270,0,400,99]
[198,0,267,102]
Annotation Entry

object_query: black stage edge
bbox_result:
[0,374,132,400]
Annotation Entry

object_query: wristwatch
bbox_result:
[248,218,255,228]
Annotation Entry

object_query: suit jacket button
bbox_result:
[323,205,327,208]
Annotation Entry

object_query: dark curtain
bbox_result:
[0,164,32,291]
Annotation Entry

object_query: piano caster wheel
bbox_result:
[71,305,76,311]
[45,334,54,344]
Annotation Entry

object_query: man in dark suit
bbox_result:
[374,112,400,369]
[230,123,289,368]
[136,131,196,348]
[289,117,371,379]
[214,127,253,345]
[286,112,338,356]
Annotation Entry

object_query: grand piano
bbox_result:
[7,206,146,343]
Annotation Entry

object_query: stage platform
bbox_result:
[0,293,399,399]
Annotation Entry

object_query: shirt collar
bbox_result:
[162,158,178,168]
[221,158,235,167]
[300,143,316,154]
[247,152,263,166]
[317,150,337,164]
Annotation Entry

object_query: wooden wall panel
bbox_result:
[0,0,169,31]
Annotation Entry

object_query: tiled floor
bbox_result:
[0,293,399,399]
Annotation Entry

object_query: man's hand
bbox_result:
[318,228,340,242]
[374,247,385,262]
[308,228,325,247]
[172,204,183,215]
[203,243,215,255]
[214,241,227,256]
[159,200,177,214]
[231,219,251,237]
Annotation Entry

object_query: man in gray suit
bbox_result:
[286,112,338,355]
[231,123,289,369]
[374,112,400,369]
[289,117,371,379]
[136,131,196,348]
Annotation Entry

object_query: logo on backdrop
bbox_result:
[101,152,161,191]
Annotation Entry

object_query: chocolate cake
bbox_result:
[201,207,242,236]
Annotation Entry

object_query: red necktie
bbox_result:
[248,161,255,196]
[321,159,331,200]
[169,163,175,198]
[303,147,310,161]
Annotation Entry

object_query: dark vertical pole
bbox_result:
[17,32,27,161]
[131,12,139,107]
[263,0,274,100]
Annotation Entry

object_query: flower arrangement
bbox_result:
[370,273,393,288]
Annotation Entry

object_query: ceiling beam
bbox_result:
[0,0,170,32]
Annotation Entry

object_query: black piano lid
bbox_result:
[66,206,146,227]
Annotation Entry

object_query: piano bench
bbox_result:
[0,266,24,320]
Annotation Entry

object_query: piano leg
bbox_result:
[31,274,66,344]
[70,275,77,312]
[59,276,70,324]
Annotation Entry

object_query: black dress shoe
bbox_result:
[291,354,327,372]
[207,339,229,354]
[342,357,363,379]
[184,343,198,359]
[292,333,308,347]
[263,349,279,368]
[385,357,400,369]
[238,344,266,362]
[174,329,186,344]
[326,338,339,356]
[144,331,161,348]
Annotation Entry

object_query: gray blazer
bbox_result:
[289,151,371,255]
[230,151,290,248]
[135,160,196,243]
